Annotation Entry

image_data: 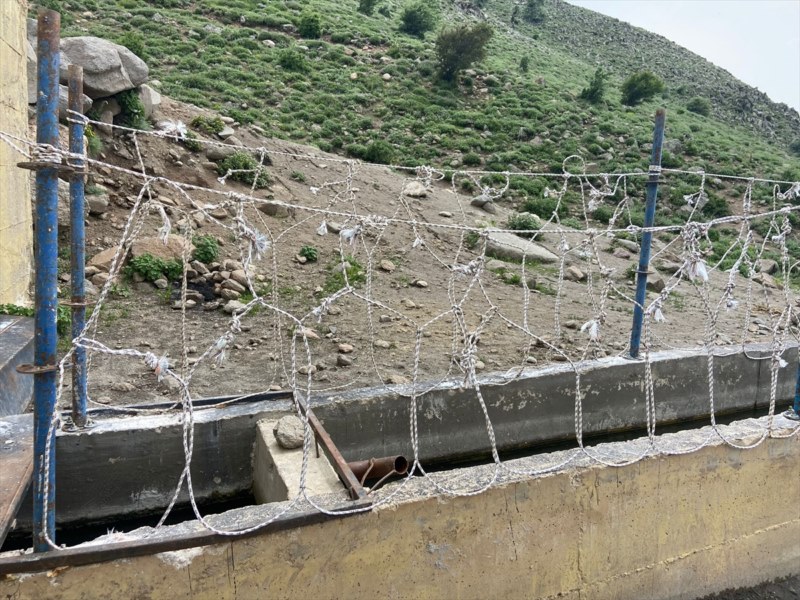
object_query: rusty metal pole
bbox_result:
[32,8,61,552]
[67,65,88,428]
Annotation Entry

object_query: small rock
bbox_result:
[379,314,392,323]
[564,266,586,282]
[87,194,109,216]
[486,259,506,271]
[403,181,428,198]
[414,280,428,288]
[297,364,317,375]
[379,259,396,273]
[217,126,235,139]
[273,415,305,449]
[612,248,631,259]
[91,272,110,287]
[296,327,320,340]
[230,270,249,287]
[337,354,353,367]
[385,373,409,385]
[295,254,307,264]
[757,259,778,275]
[220,288,240,301]
[382,73,392,81]
[222,300,246,314]
[564,320,580,330]
[338,343,354,353]
[374,339,391,349]
[111,382,135,392]
[222,279,246,294]
[153,278,168,290]
[438,211,453,218]
[401,298,416,309]
[326,221,343,234]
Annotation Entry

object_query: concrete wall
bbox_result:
[0,0,32,305]
[1,418,797,599]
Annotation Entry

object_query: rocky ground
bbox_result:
[41,93,796,409]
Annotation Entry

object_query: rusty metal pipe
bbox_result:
[348,456,409,484]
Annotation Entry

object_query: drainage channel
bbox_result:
[0,405,765,553]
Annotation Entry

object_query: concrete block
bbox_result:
[0,316,33,416]
[252,418,341,504]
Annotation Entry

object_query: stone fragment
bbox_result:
[273,415,305,449]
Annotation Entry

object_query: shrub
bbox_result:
[435,22,493,82]
[579,68,606,104]
[116,32,145,59]
[462,152,482,166]
[789,139,800,156]
[621,71,665,106]
[192,235,220,264]
[217,152,271,188]
[190,115,225,135]
[358,0,379,15]
[182,131,203,152]
[128,253,183,282]
[277,48,309,72]
[299,245,319,262]
[85,126,103,157]
[519,55,530,73]
[686,97,711,116]
[593,205,614,224]
[364,140,394,164]
[523,0,545,23]
[298,12,322,38]
[399,2,437,38]
[507,213,541,239]
[116,89,148,129]
[701,195,731,219]
[522,197,568,220]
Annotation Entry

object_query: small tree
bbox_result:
[523,0,545,23]
[298,12,322,38]
[399,2,437,38]
[358,0,379,16]
[621,71,665,106]
[686,97,711,116]
[435,22,494,82]
[519,55,530,73]
[579,68,606,104]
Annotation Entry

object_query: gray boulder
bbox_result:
[59,37,148,99]
[486,231,558,264]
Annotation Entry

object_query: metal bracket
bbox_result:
[16,363,71,375]
[60,300,96,308]
[17,161,75,175]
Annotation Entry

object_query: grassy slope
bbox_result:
[37,0,799,184]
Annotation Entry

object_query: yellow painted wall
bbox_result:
[0,0,32,305]
[1,432,797,599]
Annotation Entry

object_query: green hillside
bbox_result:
[36,0,800,185]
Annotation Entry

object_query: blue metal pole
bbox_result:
[629,109,666,359]
[67,65,88,429]
[33,8,61,553]
[793,362,800,417]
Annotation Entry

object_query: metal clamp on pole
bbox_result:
[628,108,666,360]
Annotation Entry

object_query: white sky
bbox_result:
[565,0,800,112]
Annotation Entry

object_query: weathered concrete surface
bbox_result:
[1,417,797,599]
[0,0,33,304]
[8,344,797,530]
[0,316,33,416]
[252,418,340,504]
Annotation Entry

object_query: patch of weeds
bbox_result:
[669,292,686,312]
[85,126,103,157]
[192,235,220,264]
[507,213,541,239]
[533,281,556,296]
[324,256,366,292]
[85,184,105,196]
[0,303,71,337]
[290,170,307,183]
[464,230,481,249]
[190,115,226,136]
[560,216,585,230]
[110,283,131,298]
[522,197,568,220]
[116,89,148,130]
[217,152,271,188]
[299,245,319,262]
[126,253,183,282]
[182,131,203,152]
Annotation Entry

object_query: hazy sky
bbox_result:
[565,0,800,112]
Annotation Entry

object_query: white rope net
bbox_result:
[2,115,799,548]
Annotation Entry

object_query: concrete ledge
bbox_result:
[1,416,797,599]
[0,315,33,417]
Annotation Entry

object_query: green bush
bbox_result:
[399,2,437,38]
[192,235,220,264]
[789,139,800,156]
[190,115,226,135]
[128,253,183,282]
[701,195,731,219]
[358,0,379,15]
[435,22,493,82]
[463,152,482,166]
[277,48,309,72]
[507,213,541,239]
[217,152,271,188]
[521,197,568,220]
[299,245,319,262]
[523,0,545,23]
[686,97,711,116]
[579,68,606,104]
[298,12,322,38]
[621,71,665,106]
[593,205,614,224]
[116,89,148,129]
[116,32,146,59]
[519,55,530,73]
[364,140,394,164]
[182,131,203,152]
